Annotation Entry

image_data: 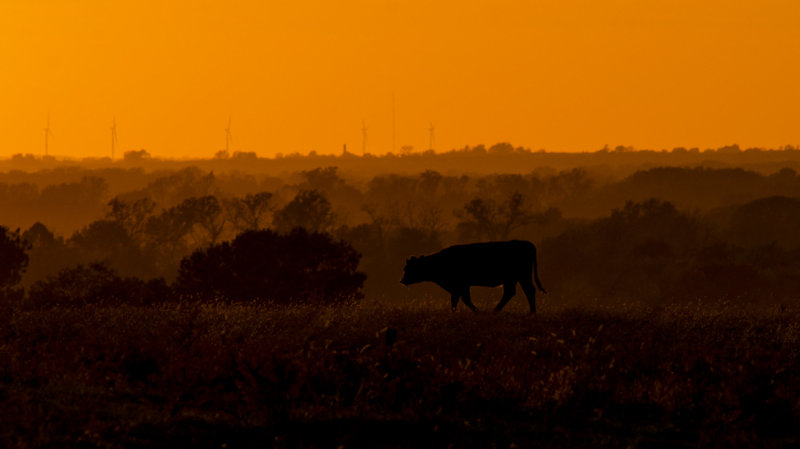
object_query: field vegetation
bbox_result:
[2,298,799,448]
[2,148,800,447]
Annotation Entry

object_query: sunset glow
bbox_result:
[2,0,799,158]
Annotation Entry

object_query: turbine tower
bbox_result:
[110,117,118,159]
[44,114,54,156]
[225,117,233,154]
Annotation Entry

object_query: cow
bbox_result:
[400,240,546,313]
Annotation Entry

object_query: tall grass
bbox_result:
[2,296,799,448]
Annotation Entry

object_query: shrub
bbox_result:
[0,226,29,308]
[27,263,172,308]
[0,226,29,291]
[175,228,366,303]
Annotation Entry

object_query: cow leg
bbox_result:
[450,292,460,311]
[494,282,517,312]
[461,288,478,312]
[520,278,537,314]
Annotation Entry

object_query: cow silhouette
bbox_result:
[401,240,546,313]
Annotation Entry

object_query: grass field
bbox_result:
[2,295,799,448]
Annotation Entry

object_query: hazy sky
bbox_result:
[2,0,799,158]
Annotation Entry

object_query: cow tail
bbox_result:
[533,246,547,294]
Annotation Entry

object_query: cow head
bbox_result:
[400,256,425,285]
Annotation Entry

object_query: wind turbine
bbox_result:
[225,117,233,154]
[429,122,435,151]
[44,114,54,156]
[110,117,118,159]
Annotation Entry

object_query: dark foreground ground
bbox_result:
[2,296,799,448]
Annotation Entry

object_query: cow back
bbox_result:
[427,240,536,287]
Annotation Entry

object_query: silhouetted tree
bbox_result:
[36,176,109,231]
[458,198,496,240]
[106,197,156,240]
[542,198,704,302]
[615,167,768,212]
[39,176,108,209]
[546,169,593,204]
[232,151,257,160]
[367,174,417,202]
[0,182,38,209]
[123,149,152,161]
[488,142,515,155]
[273,189,335,233]
[768,167,798,192]
[457,192,533,240]
[361,203,392,252]
[144,204,195,252]
[176,228,365,303]
[224,192,273,231]
[134,167,217,209]
[499,192,533,238]
[22,222,57,248]
[416,203,446,239]
[178,196,226,247]
[301,167,343,193]
[21,222,75,286]
[70,219,156,279]
[0,226,29,299]
[419,170,443,194]
[728,196,800,249]
[141,203,199,278]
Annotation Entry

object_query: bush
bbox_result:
[0,226,29,308]
[27,263,172,308]
[176,228,366,303]
[0,226,28,291]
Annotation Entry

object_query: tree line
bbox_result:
[3,164,800,308]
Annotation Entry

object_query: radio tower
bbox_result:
[110,117,118,159]
[428,122,435,151]
[44,114,53,156]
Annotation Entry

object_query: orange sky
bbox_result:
[1,0,799,159]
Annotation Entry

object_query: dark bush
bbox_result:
[175,228,366,303]
[0,225,29,307]
[729,196,800,249]
[27,263,173,308]
[0,226,29,291]
[542,199,703,302]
